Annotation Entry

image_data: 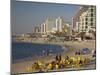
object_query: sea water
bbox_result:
[12,42,64,61]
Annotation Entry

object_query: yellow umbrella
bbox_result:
[55,64,59,69]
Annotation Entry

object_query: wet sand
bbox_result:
[11,40,96,74]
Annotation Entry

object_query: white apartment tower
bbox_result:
[41,23,46,34]
[56,17,63,32]
[79,6,96,33]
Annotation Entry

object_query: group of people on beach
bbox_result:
[26,51,95,73]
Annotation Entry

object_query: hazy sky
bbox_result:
[11,0,81,34]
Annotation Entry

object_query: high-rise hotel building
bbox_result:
[41,23,46,34]
[34,26,40,33]
[56,17,63,32]
[79,6,96,33]
[72,6,88,32]
[72,6,96,33]
[39,17,70,34]
[45,17,55,33]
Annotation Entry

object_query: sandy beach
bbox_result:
[11,40,96,74]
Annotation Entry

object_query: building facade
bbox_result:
[34,26,40,33]
[79,6,96,33]
[56,17,63,32]
[72,6,88,32]
[45,17,55,33]
[41,23,46,34]
[72,6,96,35]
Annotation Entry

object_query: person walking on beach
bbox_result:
[55,54,62,63]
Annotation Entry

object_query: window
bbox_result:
[91,8,94,12]
[85,22,88,25]
[91,13,93,17]
[91,23,93,26]
[91,18,93,21]
[85,18,88,21]
[85,26,88,29]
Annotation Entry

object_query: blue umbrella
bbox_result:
[82,48,89,54]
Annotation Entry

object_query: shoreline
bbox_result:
[11,40,96,74]
[13,40,96,50]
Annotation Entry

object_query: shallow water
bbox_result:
[12,42,66,61]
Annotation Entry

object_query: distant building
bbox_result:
[34,26,40,33]
[56,17,64,32]
[51,27,57,33]
[45,17,55,33]
[45,17,49,33]
[41,23,46,34]
[61,23,71,35]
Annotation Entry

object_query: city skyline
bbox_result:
[11,1,96,74]
[11,0,81,34]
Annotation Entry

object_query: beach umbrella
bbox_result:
[70,57,76,62]
[82,48,89,54]
[55,64,59,69]
[47,63,53,70]
[77,57,81,61]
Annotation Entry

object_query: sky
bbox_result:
[11,0,81,34]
